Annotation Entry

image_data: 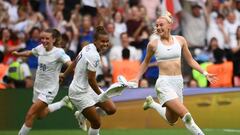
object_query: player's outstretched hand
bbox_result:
[12,51,19,56]
[206,73,218,84]
[128,78,139,88]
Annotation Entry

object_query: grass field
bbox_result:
[1,129,240,135]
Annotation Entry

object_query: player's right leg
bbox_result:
[78,99,116,132]
[18,100,47,135]
[165,99,205,135]
[96,99,117,116]
[82,106,101,135]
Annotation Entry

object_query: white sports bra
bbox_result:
[154,36,182,62]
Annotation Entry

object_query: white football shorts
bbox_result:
[68,87,103,113]
[155,75,184,106]
[32,90,55,104]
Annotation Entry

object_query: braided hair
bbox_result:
[94,26,108,41]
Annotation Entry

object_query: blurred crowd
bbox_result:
[0,0,239,89]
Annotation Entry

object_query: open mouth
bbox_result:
[157,29,164,34]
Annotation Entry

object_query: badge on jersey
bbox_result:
[94,60,99,67]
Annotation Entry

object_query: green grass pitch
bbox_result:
[1,129,240,135]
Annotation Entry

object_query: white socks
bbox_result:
[149,101,167,121]
[88,127,100,135]
[18,124,31,135]
[182,113,205,135]
[48,101,64,113]
[96,107,107,116]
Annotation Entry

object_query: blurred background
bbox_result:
[0,0,240,134]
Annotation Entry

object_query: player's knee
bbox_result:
[167,117,178,126]
[36,115,45,120]
[166,112,179,126]
[26,112,36,121]
[90,119,101,129]
[105,107,116,115]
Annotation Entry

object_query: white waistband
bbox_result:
[158,75,182,79]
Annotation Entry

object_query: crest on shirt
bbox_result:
[94,60,99,67]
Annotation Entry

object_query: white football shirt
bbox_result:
[32,45,70,96]
[70,43,100,93]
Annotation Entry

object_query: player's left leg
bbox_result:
[18,100,47,135]
[73,98,116,132]
[143,96,178,125]
[75,110,87,131]
[37,96,74,119]
[82,106,101,135]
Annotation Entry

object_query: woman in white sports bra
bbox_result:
[135,11,217,135]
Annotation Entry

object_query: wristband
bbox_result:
[203,71,208,76]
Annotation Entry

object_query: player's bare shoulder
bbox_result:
[174,35,187,47]
[148,38,158,52]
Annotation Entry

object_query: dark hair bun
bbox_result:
[96,26,105,32]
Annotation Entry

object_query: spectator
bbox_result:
[46,0,67,33]
[0,28,22,64]
[77,15,94,53]
[25,27,41,77]
[192,61,212,88]
[126,6,148,44]
[106,22,121,47]
[113,11,127,43]
[4,56,33,88]
[181,2,207,79]
[206,37,220,62]
[65,13,80,54]
[187,78,198,88]
[207,13,230,50]
[80,0,97,17]
[141,0,161,22]
[0,51,8,89]
[0,0,19,24]
[0,2,11,28]
[182,2,207,50]
[109,32,141,61]
[225,11,240,49]
[111,48,140,83]
[139,78,149,88]
[231,26,240,86]
[207,48,233,87]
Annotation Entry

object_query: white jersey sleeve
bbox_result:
[85,53,100,72]
[57,49,71,64]
[31,44,42,56]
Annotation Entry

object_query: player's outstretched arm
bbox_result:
[60,60,76,83]
[181,36,218,84]
[134,40,156,83]
[12,51,33,57]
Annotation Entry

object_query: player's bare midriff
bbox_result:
[157,59,181,76]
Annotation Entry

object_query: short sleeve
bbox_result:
[85,54,100,72]
[58,49,71,63]
[31,45,42,56]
